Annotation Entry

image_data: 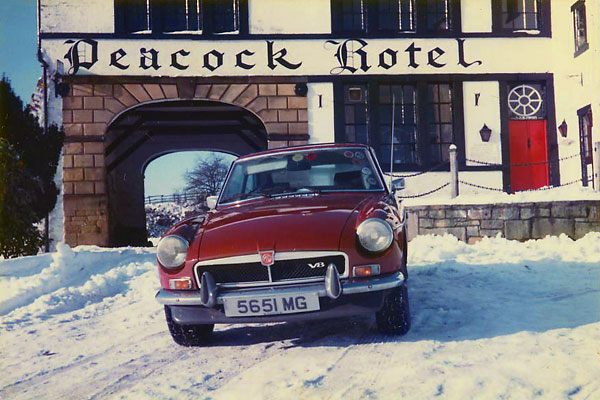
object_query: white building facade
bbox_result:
[39,0,599,246]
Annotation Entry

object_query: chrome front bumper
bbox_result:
[156,271,405,306]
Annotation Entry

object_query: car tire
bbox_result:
[164,306,214,346]
[375,284,411,335]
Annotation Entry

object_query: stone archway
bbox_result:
[106,99,268,246]
[61,80,309,246]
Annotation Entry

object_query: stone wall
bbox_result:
[61,77,308,246]
[406,200,600,243]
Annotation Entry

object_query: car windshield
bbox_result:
[219,147,385,204]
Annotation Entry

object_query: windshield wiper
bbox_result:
[269,188,321,198]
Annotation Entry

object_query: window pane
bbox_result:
[343,85,369,145]
[355,125,369,143]
[425,0,451,31]
[341,0,365,31]
[115,0,149,33]
[378,84,418,166]
[427,83,453,163]
[501,0,540,30]
[212,0,239,33]
[438,84,451,102]
[345,105,355,122]
[373,0,415,32]
[573,3,588,52]
[379,144,417,165]
[377,0,398,31]
[399,0,415,31]
[161,0,191,31]
[440,105,452,123]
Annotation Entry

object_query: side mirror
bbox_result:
[206,195,218,210]
[391,178,405,192]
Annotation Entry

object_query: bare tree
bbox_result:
[183,155,230,198]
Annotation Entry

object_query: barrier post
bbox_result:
[594,141,600,191]
[449,144,459,198]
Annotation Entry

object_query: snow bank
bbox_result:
[0,243,156,328]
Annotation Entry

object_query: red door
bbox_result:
[509,120,549,191]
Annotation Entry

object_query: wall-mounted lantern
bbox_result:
[558,119,568,138]
[479,124,492,142]
[294,83,308,97]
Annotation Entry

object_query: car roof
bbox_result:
[237,143,370,161]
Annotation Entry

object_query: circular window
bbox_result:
[508,84,543,118]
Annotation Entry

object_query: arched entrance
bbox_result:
[105,99,267,246]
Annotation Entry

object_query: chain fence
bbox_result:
[464,152,580,168]
[393,150,585,198]
[396,182,450,198]
[458,178,584,193]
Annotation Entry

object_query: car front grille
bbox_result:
[195,254,346,287]
[200,263,269,284]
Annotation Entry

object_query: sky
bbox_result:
[144,151,236,197]
[0,0,39,102]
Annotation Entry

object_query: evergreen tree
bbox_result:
[0,77,64,258]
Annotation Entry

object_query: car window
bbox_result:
[219,148,384,204]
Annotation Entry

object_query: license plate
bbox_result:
[223,293,320,317]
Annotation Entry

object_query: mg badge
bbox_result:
[260,251,275,267]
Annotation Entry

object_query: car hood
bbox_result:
[196,193,380,260]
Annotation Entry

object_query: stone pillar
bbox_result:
[62,83,111,246]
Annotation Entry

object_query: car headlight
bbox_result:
[356,218,394,253]
[157,235,189,268]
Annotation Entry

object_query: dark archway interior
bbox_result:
[106,100,268,246]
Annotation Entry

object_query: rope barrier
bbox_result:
[397,182,450,198]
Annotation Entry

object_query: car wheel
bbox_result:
[164,306,214,346]
[375,284,411,335]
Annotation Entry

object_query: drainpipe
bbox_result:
[37,0,50,252]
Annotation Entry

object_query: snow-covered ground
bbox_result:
[1,234,599,400]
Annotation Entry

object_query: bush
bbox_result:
[145,202,205,238]
[0,77,64,257]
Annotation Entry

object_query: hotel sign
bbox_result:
[42,37,549,77]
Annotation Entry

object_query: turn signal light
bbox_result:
[353,264,381,277]
[169,278,193,290]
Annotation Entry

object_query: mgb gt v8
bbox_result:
[155,143,409,346]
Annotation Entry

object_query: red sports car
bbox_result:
[155,143,409,345]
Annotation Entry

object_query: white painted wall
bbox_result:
[463,81,502,166]
[549,0,599,185]
[41,0,114,33]
[461,0,492,33]
[38,50,65,248]
[248,0,331,34]
[307,83,335,144]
